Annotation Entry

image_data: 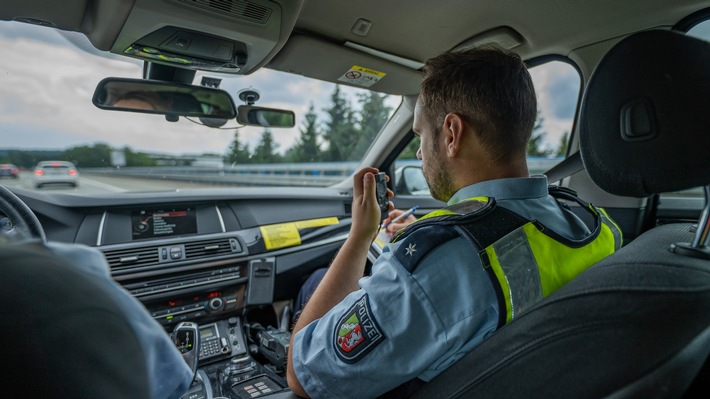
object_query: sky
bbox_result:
[0,20,580,157]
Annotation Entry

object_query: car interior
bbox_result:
[1,1,709,398]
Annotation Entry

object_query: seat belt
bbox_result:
[544,151,584,183]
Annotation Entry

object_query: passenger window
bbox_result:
[393,60,581,196]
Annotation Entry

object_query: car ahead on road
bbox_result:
[32,161,79,189]
[1,1,709,398]
[0,163,19,179]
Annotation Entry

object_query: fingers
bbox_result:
[362,171,376,205]
[353,167,379,199]
[388,208,405,218]
[384,208,418,236]
[386,221,409,235]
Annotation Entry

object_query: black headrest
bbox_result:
[579,29,710,197]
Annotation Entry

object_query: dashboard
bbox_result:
[11,186,357,398]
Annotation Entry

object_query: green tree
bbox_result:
[290,103,321,162]
[251,129,281,164]
[0,149,63,168]
[323,85,356,162]
[399,136,421,159]
[350,92,392,157]
[63,143,112,167]
[125,147,156,166]
[527,111,548,157]
[225,131,252,165]
[556,131,569,157]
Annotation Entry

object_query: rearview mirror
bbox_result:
[92,78,237,119]
[236,106,295,128]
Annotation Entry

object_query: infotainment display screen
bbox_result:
[131,207,197,240]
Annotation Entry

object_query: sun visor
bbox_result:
[1,0,135,50]
[111,0,301,74]
[268,34,423,95]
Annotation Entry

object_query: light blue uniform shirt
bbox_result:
[293,176,591,398]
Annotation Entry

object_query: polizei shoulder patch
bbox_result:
[334,294,385,363]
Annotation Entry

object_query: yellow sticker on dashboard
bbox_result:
[294,217,339,229]
[261,223,301,250]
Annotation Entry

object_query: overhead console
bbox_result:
[124,26,249,73]
[111,0,304,74]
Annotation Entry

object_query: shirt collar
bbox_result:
[448,175,549,205]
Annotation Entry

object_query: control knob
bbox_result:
[208,297,224,311]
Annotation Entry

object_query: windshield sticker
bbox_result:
[260,218,339,250]
[337,65,386,87]
[334,294,385,363]
[294,217,339,229]
[260,223,301,250]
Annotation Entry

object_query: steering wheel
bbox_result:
[0,185,46,242]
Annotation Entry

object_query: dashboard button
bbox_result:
[170,247,182,259]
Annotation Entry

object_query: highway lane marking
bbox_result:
[79,176,128,193]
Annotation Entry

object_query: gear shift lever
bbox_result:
[172,322,200,379]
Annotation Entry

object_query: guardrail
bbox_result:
[81,158,563,187]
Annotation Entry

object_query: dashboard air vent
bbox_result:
[104,247,159,271]
[177,0,272,24]
[184,238,235,259]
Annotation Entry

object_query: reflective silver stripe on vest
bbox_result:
[601,211,623,251]
[490,227,543,319]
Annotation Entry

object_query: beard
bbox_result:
[423,154,455,202]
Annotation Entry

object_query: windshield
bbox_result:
[0,21,401,193]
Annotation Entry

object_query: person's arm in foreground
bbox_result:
[286,167,388,398]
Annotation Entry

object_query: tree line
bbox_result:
[0,144,156,169]
[2,87,567,169]
[225,86,393,165]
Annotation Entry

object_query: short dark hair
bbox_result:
[420,45,537,162]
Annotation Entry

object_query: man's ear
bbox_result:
[443,113,465,157]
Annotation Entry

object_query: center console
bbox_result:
[178,317,292,399]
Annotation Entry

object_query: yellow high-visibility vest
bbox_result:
[391,187,622,326]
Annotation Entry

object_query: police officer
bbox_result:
[286,46,621,398]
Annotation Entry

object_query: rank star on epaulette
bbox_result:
[405,243,417,256]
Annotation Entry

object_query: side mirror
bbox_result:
[92,78,237,120]
[396,165,430,196]
[236,105,295,128]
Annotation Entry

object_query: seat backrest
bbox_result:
[1,242,153,398]
[412,223,710,399]
[411,29,710,399]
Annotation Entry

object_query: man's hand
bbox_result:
[350,168,393,242]
[383,208,418,237]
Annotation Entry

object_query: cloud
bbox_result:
[0,21,401,157]
[529,61,581,148]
